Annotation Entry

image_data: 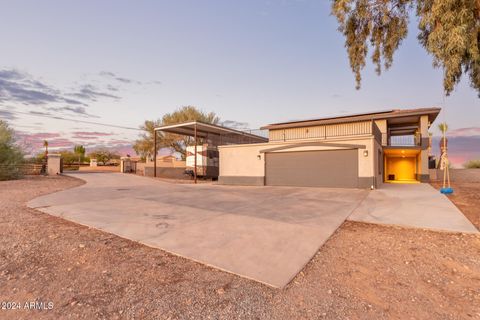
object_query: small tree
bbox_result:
[88,149,120,165]
[60,151,78,165]
[0,120,24,180]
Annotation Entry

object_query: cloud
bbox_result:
[29,110,52,116]
[71,131,114,140]
[71,135,99,140]
[0,69,85,106]
[447,127,480,137]
[99,71,137,84]
[99,71,161,86]
[0,109,17,120]
[431,135,480,167]
[47,106,99,118]
[69,84,120,101]
[221,120,250,130]
[71,131,114,136]
[18,132,61,140]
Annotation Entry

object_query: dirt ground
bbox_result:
[1,176,479,320]
[430,181,480,230]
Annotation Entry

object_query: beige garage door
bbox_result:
[265,149,359,188]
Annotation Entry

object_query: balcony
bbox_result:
[382,133,422,147]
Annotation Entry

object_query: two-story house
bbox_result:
[218,107,440,188]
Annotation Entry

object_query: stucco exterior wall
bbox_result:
[219,136,376,187]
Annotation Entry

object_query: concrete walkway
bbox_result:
[348,183,479,233]
[28,173,367,288]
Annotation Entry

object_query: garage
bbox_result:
[265,149,359,188]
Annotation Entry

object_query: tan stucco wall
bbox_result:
[47,154,62,175]
[219,136,376,179]
[373,139,384,187]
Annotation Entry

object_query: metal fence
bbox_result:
[383,133,422,147]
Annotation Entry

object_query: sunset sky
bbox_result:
[1,1,479,166]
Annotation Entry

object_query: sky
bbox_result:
[0,0,479,165]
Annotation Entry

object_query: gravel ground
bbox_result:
[0,175,479,319]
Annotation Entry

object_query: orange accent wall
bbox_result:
[386,157,416,181]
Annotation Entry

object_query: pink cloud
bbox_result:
[18,132,61,140]
[48,138,75,148]
[448,127,480,137]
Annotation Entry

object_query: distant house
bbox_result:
[218,107,441,188]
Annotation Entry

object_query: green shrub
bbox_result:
[464,160,480,169]
[0,120,24,180]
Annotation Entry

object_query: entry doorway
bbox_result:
[384,149,420,183]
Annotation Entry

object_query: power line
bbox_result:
[0,108,143,131]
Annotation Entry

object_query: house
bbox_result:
[218,107,441,188]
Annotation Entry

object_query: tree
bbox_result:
[331,0,480,96]
[73,145,86,163]
[133,119,163,160]
[43,140,48,157]
[88,149,120,165]
[0,120,24,180]
[60,151,78,165]
[438,122,448,134]
[464,159,480,168]
[133,106,220,160]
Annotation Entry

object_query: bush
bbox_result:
[0,121,24,180]
[464,160,480,169]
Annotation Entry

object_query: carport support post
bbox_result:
[194,122,197,184]
[153,129,157,178]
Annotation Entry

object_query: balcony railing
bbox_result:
[382,133,422,147]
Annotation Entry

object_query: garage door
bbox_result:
[265,149,359,188]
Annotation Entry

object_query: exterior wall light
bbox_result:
[257,154,261,160]
[363,150,368,157]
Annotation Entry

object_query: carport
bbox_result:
[154,121,267,183]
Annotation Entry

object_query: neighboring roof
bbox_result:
[261,107,441,130]
[154,121,268,143]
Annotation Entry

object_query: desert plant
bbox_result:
[0,120,24,180]
[464,160,480,169]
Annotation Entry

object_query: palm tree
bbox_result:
[41,140,48,175]
[438,122,448,134]
[43,140,49,158]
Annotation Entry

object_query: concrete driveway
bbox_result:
[28,173,367,288]
[349,183,479,233]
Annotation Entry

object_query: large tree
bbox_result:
[133,106,220,160]
[87,149,120,165]
[0,120,24,180]
[332,0,480,96]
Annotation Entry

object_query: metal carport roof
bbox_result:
[154,121,268,143]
